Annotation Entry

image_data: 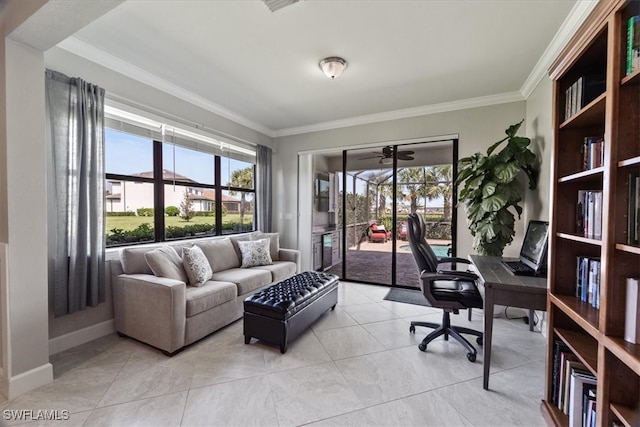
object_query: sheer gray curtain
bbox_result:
[255,144,272,232]
[46,70,106,317]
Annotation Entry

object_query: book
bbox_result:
[552,340,571,406]
[629,172,640,245]
[568,366,596,427]
[625,277,640,344]
[627,15,640,75]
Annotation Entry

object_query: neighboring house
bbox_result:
[106,169,242,214]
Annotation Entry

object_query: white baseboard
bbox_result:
[0,362,53,400]
[49,320,115,355]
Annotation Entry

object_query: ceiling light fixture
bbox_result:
[319,57,347,80]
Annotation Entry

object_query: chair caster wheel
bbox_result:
[467,352,476,362]
[418,343,427,352]
[476,337,483,346]
[409,325,415,333]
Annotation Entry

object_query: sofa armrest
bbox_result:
[113,274,186,354]
[278,248,301,273]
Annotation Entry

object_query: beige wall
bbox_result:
[274,101,536,271]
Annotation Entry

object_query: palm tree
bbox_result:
[398,167,428,214]
[424,165,453,219]
[228,166,254,225]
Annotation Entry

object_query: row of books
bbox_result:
[564,73,605,121]
[628,172,640,246]
[625,278,640,344]
[551,340,597,427]
[627,15,640,75]
[576,190,603,240]
[580,136,604,171]
[576,257,601,309]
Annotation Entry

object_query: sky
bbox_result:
[105,128,251,185]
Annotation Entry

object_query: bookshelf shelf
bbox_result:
[558,167,604,183]
[610,403,640,427]
[555,328,599,374]
[616,243,640,255]
[551,295,600,336]
[556,232,602,246]
[559,93,606,130]
[543,1,640,426]
[621,67,640,85]
[604,336,640,376]
[618,155,640,168]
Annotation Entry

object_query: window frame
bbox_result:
[105,135,256,247]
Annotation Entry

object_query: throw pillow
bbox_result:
[144,246,189,284]
[252,232,280,261]
[237,238,273,268]
[182,245,213,287]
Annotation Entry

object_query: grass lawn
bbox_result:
[106,214,253,232]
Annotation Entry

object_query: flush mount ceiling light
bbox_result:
[319,57,347,80]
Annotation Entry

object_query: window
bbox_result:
[104,113,256,247]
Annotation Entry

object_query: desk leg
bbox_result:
[483,285,494,390]
[529,309,534,332]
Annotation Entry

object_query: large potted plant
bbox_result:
[457,120,538,256]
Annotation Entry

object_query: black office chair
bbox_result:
[407,213,484,362]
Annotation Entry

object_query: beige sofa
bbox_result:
[111,232,300,355]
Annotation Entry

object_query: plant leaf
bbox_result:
[494,162,520,183]
[481,193,508,212]
[505,120,524,138]
[481,181,497,198]
[487,137,508,156]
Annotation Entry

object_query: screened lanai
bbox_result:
[325,140,457,288]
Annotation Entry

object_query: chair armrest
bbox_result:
[113,274,186,353]
[421,270,478,282]
[278,248,301,273]
[438,257,471,264]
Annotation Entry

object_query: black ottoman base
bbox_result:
[243,272,339,353]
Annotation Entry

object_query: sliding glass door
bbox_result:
[329,139,457,288]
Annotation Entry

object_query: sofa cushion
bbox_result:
[182,245,213,287]
[252,232,280,261]
[120,247,155,275]
[145,246,189,284]
[229,233,254,262]
[185,281,237,317]
[238,238,272,268]
[251,261,296,283]
[197,238,240,273]
[211,268,272,295]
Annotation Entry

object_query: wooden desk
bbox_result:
[468,255,548,390]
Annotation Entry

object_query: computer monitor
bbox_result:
[520,220,550,271]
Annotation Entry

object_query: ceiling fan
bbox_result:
[358,146,415,164]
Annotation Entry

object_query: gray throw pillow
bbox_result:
[238,238,273,268]
[144,246,189,284]
[182,245,213,287]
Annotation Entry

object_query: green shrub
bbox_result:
[166,223,215,239]
[106,211,136,217]
[137,208,154,217]
[165,206,179,216]
[193,211,215,217]
[106,223,154,245]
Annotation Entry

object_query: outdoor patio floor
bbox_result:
[326,239,451,288]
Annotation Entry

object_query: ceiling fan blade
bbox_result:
[397,155,414,160]
[357,154,383,160]
[397,150,415,156]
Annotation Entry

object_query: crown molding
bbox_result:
[274,92,525,137]
[56,37,276,137]
[520,0,599,98]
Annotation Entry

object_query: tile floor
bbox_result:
[0,281,548,427]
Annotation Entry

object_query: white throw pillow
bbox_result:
[237,238,273,268]
[182,245,213,287]
[144,246,189,284]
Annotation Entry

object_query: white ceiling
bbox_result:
[53,0,591,137]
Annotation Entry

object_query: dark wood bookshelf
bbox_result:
[544,1,640,426]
